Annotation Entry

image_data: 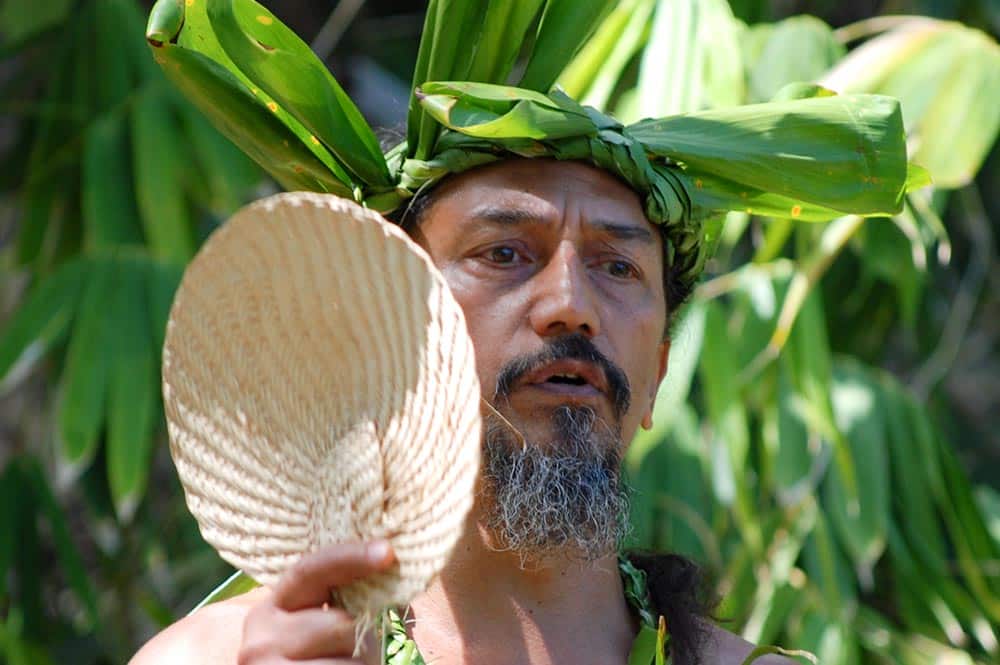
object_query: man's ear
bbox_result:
[640,339,671,430]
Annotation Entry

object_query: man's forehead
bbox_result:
[429,159,653,231]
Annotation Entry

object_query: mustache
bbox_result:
[493,334,631,420]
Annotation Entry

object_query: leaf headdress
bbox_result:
[146,0,920,292]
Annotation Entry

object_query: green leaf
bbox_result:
[407,0,493,159]
[83,113,144,248]
[629,94,909,217]
[146,259,184,355]
[58,256,117,471]
[176,101,260,214]
[190,570,260,612]
[744,15,844,103]
[417,81,593,139]
[558,0,653,110]
[823,360,890,576]
[0,259,87,392]
[638,0,704,117]
[206,0,389,187]
[106,256,158,522]
[824,20,1000,189]
[466,0,545,85]
[880,378,948,577]
[131,83,196,261]
[517,0,616,93]
[149,41,353,195]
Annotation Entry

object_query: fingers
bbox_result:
[243,606,357,660]
[272,541,396,611]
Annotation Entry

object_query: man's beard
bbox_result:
[481,403,631,562]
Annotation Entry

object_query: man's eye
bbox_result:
[485,246,519,264]
[605,259,639,279]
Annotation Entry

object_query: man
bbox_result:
[139,1,914,661]
[132,158,792,665]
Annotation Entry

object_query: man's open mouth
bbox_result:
[520,360,608,396]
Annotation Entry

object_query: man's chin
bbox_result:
[479,406,630,564]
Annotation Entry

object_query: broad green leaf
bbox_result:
[206,0,390,187]
[131,83,195,261]
[0,259,86,392]
[880,378,948,577]
[106,256,158,522]
[147,0,354,194]
[653,407,714,562]
[634,0,743,117]
[58,256,117,471]
[801,509,854,617]
[823,19,1000,188]
[629,94,908,216]
[407,0,491,158]
[82,113,143,248]
[149,42,352,195]
[823,360,889,575]
[518,0,616,93]
[176,101,260,214]
[699,301,758,550]
[765,367,814,499]
[21,457,99,627]
[744,15,844,103]
[466,0,545,85]
[558,0,653,111]
[699,0,745,109]
[417,81,593,139]
[637,0,703,117]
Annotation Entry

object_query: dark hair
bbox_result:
[385,181,694,335]
[625,551,717,665]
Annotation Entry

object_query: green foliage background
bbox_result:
[0,0,998,663]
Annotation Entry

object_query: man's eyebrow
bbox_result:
[467,206,656,244]
[593,220,656,244]
[469,206,547,226]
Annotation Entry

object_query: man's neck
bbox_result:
[407,522,637,665]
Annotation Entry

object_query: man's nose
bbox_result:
[527,243,601,338]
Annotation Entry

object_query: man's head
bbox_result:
[395,159,674,560]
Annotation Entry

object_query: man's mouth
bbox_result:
[519,360,607,397]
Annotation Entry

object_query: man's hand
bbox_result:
[129,541,396,665]
[238,541,396,664]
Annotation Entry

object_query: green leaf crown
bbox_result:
[145,0,921,292]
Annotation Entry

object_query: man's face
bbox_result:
[410,159,671,557]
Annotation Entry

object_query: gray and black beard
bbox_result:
[481,405,630,562]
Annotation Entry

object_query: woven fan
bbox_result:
[162,192,482,618]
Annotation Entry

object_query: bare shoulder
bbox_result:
[129,586,271,665]
[702,623,800,665]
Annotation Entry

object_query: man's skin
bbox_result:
[132,160,789,665]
